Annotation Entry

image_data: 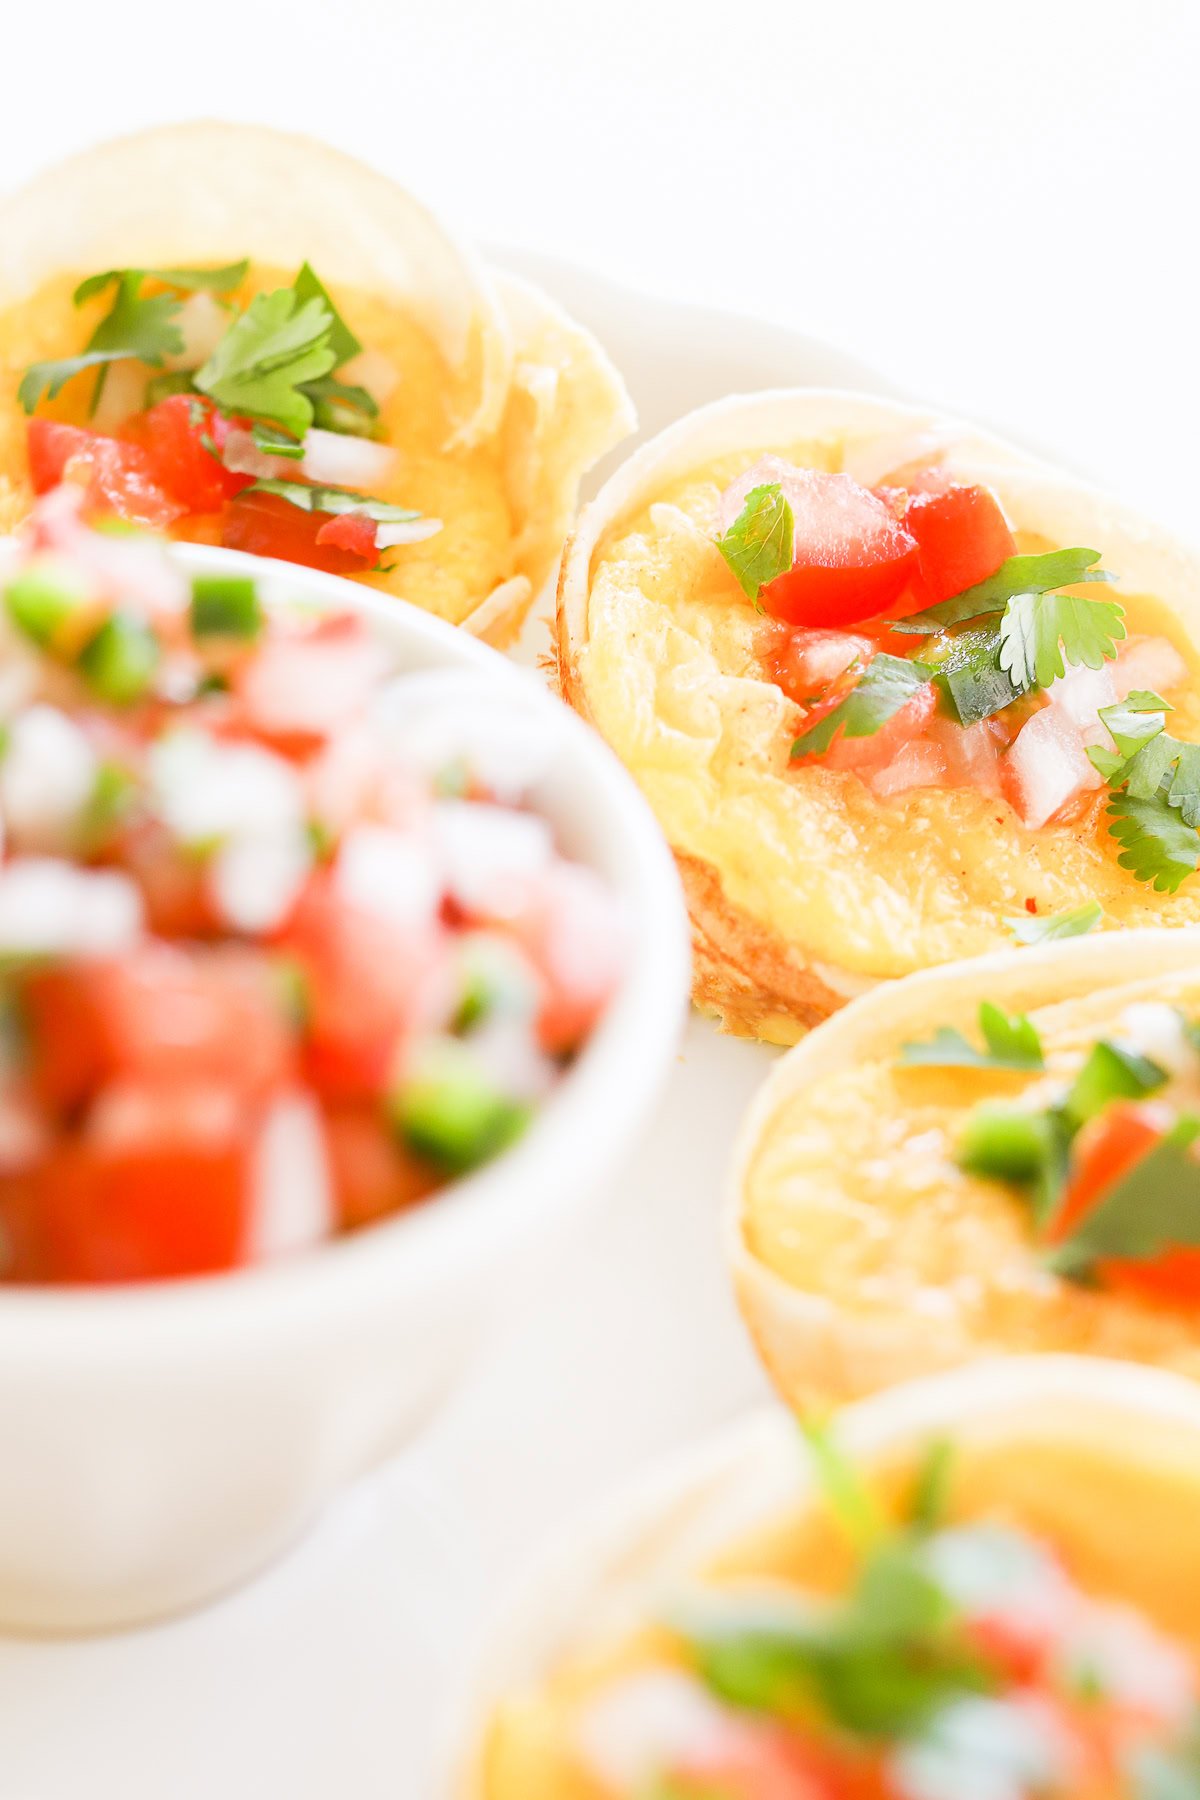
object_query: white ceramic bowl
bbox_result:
[445,1355,1200,1796]
[0,542,690,1633]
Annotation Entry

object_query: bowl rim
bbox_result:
[0,540,691,1348]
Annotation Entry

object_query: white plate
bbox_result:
[0,260,938,1798]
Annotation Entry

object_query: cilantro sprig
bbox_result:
[893,549,1116,637]
[194,288,338,439]
[716,483,794,600]
[1085,692,1200,892]
[899,1002,1045,1072]
[19,263,246,415]
[791,654,933,759]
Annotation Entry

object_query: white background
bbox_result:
[0,2,1198,1794]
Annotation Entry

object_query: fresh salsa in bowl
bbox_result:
[0,489,626,1285]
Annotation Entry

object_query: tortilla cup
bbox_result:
[556,389,1200,1042]
[729,925,1200,1412]
[453,1359,1200,1797]
[0,122,634,643]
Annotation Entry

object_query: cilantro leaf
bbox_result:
[20,270,185,414]
[893,549,1113,636]
[1107,790,1200,893]
[791,654,932,759]
[194,288,337,438]
[291,263,361,367]
[1047,1116,1200,1280]
[679,1540,993,1740]
[245,479,420,523]
[1005,902,1103,945]
[1088,690,1170,781]
[899,1001,1044,1072]
[716,483,794,600]
[73,260,248,304]
[998,588,1126,690]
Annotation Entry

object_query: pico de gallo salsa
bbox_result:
[716,457,1199,892]
[520,1434,1200,1800]
[18,259,442,577]
[901,997,1200,1305]
[0,491,625,1284]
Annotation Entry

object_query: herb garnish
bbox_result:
[893,549,1116,637]
[899,1002,1045,1072]
[193,287,338,439]
[791,654,933,758]
[716,483,794,600]
[1005,902,1103,945]
[245,479,421,526]
[1048,1117,1200,1280]
[19,263,246,415]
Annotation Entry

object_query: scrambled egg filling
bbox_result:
[0,268,515,625]
[580,437,1200,979]
[742,965,1200,1373]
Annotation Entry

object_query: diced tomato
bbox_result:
[221,489,373,575]
[1046,1100,1200,1304]
[669,1729,859,1800]
[26,419,184,530]
[36,1082,255,1282]
[900,483,1015,606]
[119,819,218,938]
[759,471,924,629]
[22,945,295,1115]
[763,627,873,706]
[323,1103,437,1231]
[279,871,433,1100]
[231,614,390,758]
[124,396,251,515]
[487,864,624,1055]
[315,513,379,559]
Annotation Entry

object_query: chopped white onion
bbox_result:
[150,730,306,847]
[375,517,443,550]
[334,822,442,933]
[0,705,98,853]
[245,1092,335,1263]
[1119,1001,1199,1080]
[208,829,312,936]
[371,673,555,803]
[0,858,142,958]
[1004,707,1100,830]
[162,292,230,371]
[337,348,398,407]
[299,429,397,491]
[1112,634,1189,702]
[431,800,552,917]
[29,489,188,616]
[91,359,150,432]
[575,1672,735,1790]
[220,427,295,483]
[1045,661,1118,750]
